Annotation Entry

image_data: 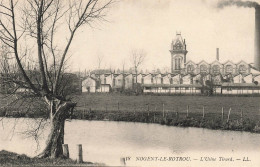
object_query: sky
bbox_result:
[67,0,260,72]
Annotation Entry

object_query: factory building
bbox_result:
[82,31,260,95]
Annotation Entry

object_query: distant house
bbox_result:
[82,77,98,93]
[143,84,202,94]
[193,74,201,84]
[162,74,171,85]
[221,83,260,94]
[124,74,134,89]
[182,74,192,84]
[236,61,250,74]
[113,74,124,89]
[198,60,210,74]
[212,74,222,85]
[97,84,111,93]
[104,73,114,86]
[143,73,153,84]
[154,73,162,84]
[202,74,211,85]
[210,60,223,75]
[172,74,181,84]
[185,60,197,74]
[224,61,236,75]
[233,74,243,83]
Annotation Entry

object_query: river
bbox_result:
[0,118,260,167]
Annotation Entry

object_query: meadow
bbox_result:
[1,93,260,132]
[74,93,260,122]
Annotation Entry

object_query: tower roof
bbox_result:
[172,32,185,46]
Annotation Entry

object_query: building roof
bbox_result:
[172,33,185,46]
[185,60,196,65]
[82,76,98,82]
[223,60,236,66]
[236,60,248,65]
[251,68,260,75]
[197,60,210,66]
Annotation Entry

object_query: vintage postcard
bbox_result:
[0,0,260,167]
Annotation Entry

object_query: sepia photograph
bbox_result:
[1,0,260,166]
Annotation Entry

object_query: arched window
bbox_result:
[170,78,173,84]
[238,64,247,74]
[187,64,194,73]
[225,65,233,74]
[200,64,207,74]
[212,65,220,74]
[175,57,182,70]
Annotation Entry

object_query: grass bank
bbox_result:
[1,93,260,133]
[0,150,98,167]
[72,109,260,133]
[72,93,260,133]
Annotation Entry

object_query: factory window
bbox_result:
[200,64,207,74]
[212,65,220,74]
[104,78,107,84]
[170,78,173,84]
[141,78,144,84]
[238,65,247,74]
[187,64,194,73]
[175,57,181,70]
[151,77,154,84]
[161,78,163,84]
[225,65,233,74]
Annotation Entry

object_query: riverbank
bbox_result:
[73,94,260,133]
[72,109,260,133]
[0,150,100,167]
[1,108,260,133]
[1,94,260,133]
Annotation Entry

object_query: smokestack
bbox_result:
[216,48,219,61]
[255,5,260,70]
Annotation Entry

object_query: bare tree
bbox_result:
[130,49,146,84]
[121,59,126,89]
[97,54,104,70]
[0,0,113,158]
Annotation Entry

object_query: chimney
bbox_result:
[255,5,260,70]
[216,48,219,61]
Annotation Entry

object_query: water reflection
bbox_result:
[1,118,260,166]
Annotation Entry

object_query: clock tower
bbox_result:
[169,32,188,73]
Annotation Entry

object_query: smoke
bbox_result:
[217,0,259,9]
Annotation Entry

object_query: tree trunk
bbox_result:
[38,100,76,158]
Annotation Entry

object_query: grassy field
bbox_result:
[74,93,260,122]
[1,93,260,132]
